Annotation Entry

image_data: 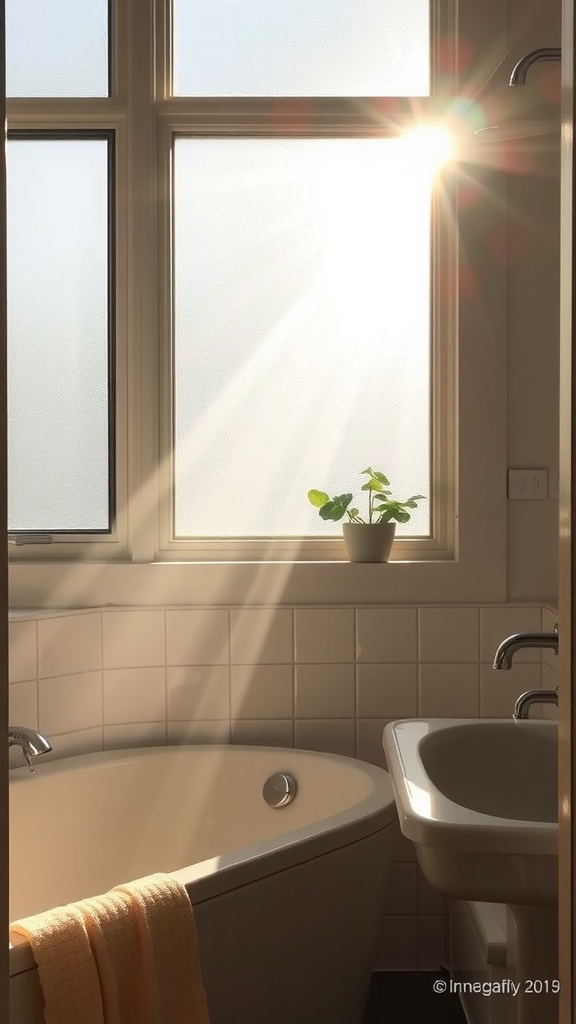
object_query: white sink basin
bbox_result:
[383,719,558,905]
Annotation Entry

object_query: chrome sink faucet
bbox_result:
[493,626,558,669]
[493,626,559,720]
[9,725,52,772]
[512,688,558,720]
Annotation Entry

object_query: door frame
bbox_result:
[558,2,575,1021]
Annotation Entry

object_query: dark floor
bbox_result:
[362,971,467,1024]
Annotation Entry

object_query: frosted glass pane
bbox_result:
[174,0,429,97]
[7,138,111,532]
[6,0,109,97]
[174,138,431,538]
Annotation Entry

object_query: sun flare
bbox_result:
[400,124,455,172]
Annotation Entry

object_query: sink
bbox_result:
[383,718,559,1024]
[382,719,557,904]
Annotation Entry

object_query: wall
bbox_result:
[505,0,561,601]
[8,601,550,970]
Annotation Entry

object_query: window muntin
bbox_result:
[5,0,110,98]
[173,135,431,539]
[173,0,430,97]
[7,134,114,533]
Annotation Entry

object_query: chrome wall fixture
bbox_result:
[509,47,562,86]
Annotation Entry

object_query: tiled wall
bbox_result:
[8,602,549,970]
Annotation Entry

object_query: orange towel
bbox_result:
[10,872,211,1024]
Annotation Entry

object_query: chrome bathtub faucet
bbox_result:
[9,725,52,772]
[492,625,559,720]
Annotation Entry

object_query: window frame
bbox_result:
[7,126,117,538]
[155,0,458,562]
[5,110,130,560]
[8,0,510,608]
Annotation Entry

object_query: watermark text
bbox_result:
[432,978,560,997]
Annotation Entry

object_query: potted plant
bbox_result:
[307,467,425,562]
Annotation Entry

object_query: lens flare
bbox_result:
[400,125,455,171]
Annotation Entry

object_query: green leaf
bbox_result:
[308,489,330,508]
[319,500,345,521]
[406,494,425,502]
[393,510,411,523]
[318,494,353,522]
[361,479,384,491]
[361,467,373,476]
[332,493,353,508]
[372,471,390,485]
[348,508,359,519]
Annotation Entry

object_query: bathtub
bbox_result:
[9,744,397,1024]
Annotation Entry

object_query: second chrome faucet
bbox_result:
[493,626,558,720]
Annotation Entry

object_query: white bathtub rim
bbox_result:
[9,744,397,977]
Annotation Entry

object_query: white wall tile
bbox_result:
[39,671,103,735]
[356,608,418,663]
[103,723,167,749]
[9,620,37,684]
[295,664,355,718]
[419,608,479,662]
[418,916,446,970]
[38,613,102,678]
[480,606,542,663]
[542,606,558,632]
[166,609,229,666]
[357,664,417,718]
[103,667,166,725]
[542,606,559,669]
[8,679,38,728]
[543,647,560,671]
[294,718,355,757]
[418,870,446,915]
[167,666,230,720]
[392,820,417,863]
[382,863,418,915]
[356,719,390,769]
[231,720,294,747]
[230,665,293,719]
[480,662,543,718]
[419,664,480,717]
[41,727,103,763]
[373,916,418,971]
[294,609,354,663]
[103,611,165,669]
[230,608,293,664]
[542,662,558,688]
[167,721,231,745]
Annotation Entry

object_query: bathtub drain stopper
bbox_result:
[263,772,298,808]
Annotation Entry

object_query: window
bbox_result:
[7,1,509,606]
[163,0,452,557]
[172,136,432,540]
[6,0,109,98]
[7,133,114,534]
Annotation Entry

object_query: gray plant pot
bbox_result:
[342,522,396,563]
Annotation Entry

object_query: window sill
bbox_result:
[9,551,507,608]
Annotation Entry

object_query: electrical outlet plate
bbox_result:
[507,468,548,500]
